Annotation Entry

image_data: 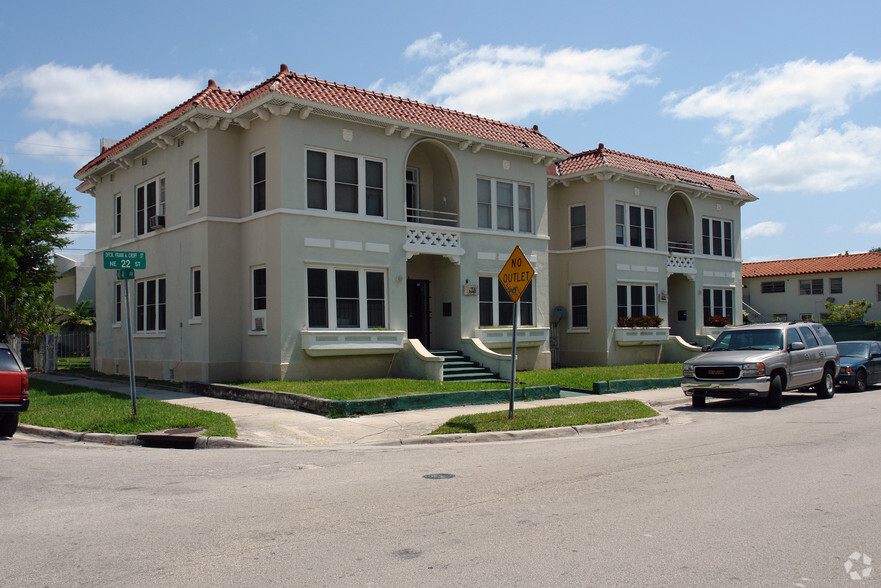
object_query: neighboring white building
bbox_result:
[53,252,95,310]
[75,65,756,381]
[743,252,881,323]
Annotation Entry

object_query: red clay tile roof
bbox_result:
[743,252,881,278]
[548,143,755,199]
[76,64,568,178]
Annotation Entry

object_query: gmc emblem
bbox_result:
[707,369,725,376]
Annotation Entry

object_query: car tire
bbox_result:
[0,413,19,437]
[692,394,706,408]
[766,375,783,409]
[815,366,835,399]
[855,369,867,392]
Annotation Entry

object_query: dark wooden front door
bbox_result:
[407,279,431,348]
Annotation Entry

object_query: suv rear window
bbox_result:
[812,324,836,346]
[0,348,22,371]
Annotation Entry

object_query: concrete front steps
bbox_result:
[431,350,502,382]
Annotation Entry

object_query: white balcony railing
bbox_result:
[667,254,696,275]
[406,207,458,227]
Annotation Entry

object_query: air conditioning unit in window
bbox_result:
[254,317,265,331]
[148,215,165,229]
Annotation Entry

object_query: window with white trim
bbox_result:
[478,277,534,326]
[570,284,588,329]
[703,288,733,325]
[114,282,122,325]
[406,167,419,221]
[617,283,656,319]
[252,151,266,213]
[306,149,384,217]
[570,205,586,248]
[476,178,532,233]
[114,194,122,235]
[616,203,655,249]
[252,267,266,331]
[190,158,201,210]
[701,217,733,257]
[191,267,202,320]
[136,277,166,333]
[306,267,387,329]
[136,176,165,235]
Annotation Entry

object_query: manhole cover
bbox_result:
[423,473,455,480]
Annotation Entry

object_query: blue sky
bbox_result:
[2,0,880,262]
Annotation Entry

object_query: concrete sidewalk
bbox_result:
[24,373,689,448]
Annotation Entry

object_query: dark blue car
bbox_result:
[836,340,881,392]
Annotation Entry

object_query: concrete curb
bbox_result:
[394,414,670,445]
[17,424,261,449]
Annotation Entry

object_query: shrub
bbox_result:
[704,315,731,327]
[617,315,663,328]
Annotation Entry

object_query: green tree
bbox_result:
[56,299,96,331]
[0,160,78,349]
[823,298,872,323]
[871,246,881,253]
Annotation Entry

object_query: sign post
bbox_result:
[497,246,535,419]
[103,251,146,419]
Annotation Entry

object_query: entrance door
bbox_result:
[407,279,431,348]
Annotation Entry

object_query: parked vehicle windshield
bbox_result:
[711,329,783,351]
[837,342,869,358]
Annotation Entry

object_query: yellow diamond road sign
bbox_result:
[498,246,535,303]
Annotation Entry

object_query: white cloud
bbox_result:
[664,55,881,139]
[15,129,93,163]
[742,221,785,239]
[6,63,202,125]
[710,122,881,193]
[855,221,881,235]
[392,35,662,121]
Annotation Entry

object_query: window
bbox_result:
[136,176,165,235]
[476,178,533,232]
[877,284,881,302]
[191,267,201,320]
[773,313,788,321]
[252,267,266,331]
[799,279,823,295]
[478,277,533,326]
[136,277,166,333]
[114,194,122,235]
[799,326,820,348]
[306,268,387,329]
[114,282,122,324]
[306,149,384,217]
[703,288,734,325]
[571,285,588,329]
[800,313,814,321]
[761,281,785,294]
[570,205,586,248]
[829,277,842,294]
[252,151,266,212]
[701,218,733,257]
[406,167,420,221]
[617,284,657,319]
[190,158,201,210]
[616,204,655,248]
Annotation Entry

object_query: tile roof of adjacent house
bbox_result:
[548,143,755,200]
[742,252,881,278]
[76,64,568,178]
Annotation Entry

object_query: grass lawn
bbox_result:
[430,399,659,434]
[22,378,236,437]
[57,357,91,370]
[238,378,509,401]
[518,363,682,389]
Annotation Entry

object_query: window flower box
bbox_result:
[475,327,549,349]
[614,327,670,346]
[301,329,405,357]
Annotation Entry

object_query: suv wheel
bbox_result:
[766,375,783,409]
[0,413,19,437]
[815,366,835,399]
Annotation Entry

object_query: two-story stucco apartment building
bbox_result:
[75,64,755,381]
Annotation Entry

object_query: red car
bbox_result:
[0,343,29,437]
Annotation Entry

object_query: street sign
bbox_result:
[116,269,135,280]
[497,246,535,303]
[103,251,146,270]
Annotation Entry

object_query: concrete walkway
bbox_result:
[24,373,689,448]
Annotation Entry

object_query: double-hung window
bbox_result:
[799,279,823,295]
[252,267,266,331]
[190,158,201,210]
[703,288,733,325]
[114,282,122,325]
[570,285,589,329]
[306,149,384,217]
[478,277,533,326]
[191,267,202,320]
[616,204,655,248]
[306,268,387,329]
[617,283,656,319]
[476,178,533,233]
[252,151,266,213]
[114,194,122,235]
[136,277,166,333]
[570,205,586,248]
[136,176,165,235]
[701,218,733,257]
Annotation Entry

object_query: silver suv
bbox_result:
[682,322,839,409]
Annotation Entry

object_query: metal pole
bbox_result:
[508,299,519,419]
[123,278,137,418]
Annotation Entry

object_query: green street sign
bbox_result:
[117,269,135,280]
[103,251,146,270]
